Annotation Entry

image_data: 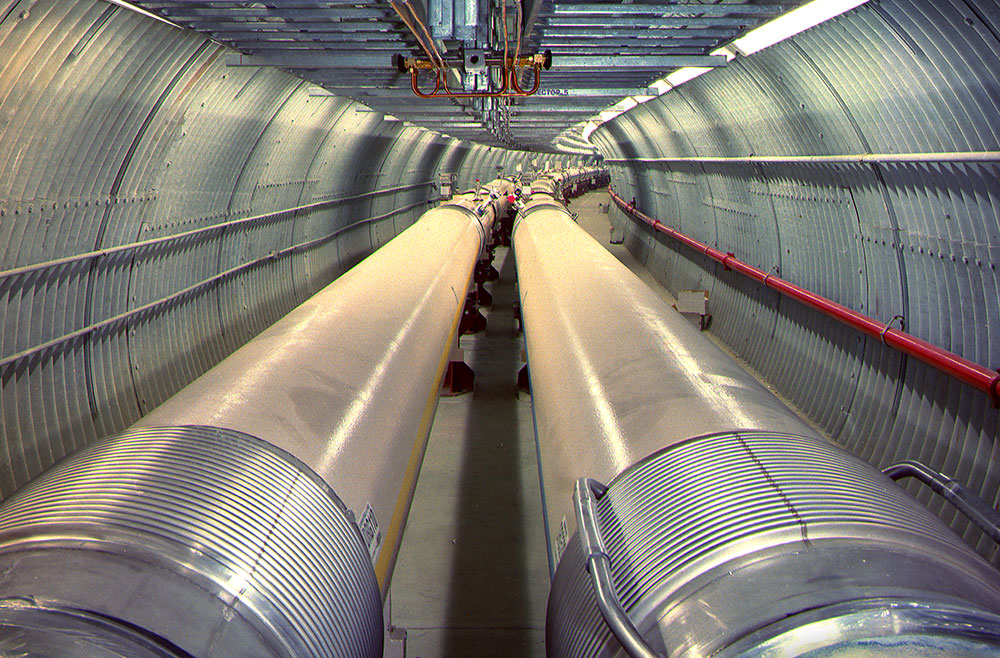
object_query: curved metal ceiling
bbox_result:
[121,0,804,151]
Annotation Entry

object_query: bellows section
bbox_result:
[0,425,382,658]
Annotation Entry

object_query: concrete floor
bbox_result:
[391,190,673,658]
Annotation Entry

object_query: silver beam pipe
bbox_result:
[525,166,605,198]
[552,431,1000,658]
[132,180,513,597]
[0,181,513,658]
[512,181,1000,657]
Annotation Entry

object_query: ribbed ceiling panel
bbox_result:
[119,0,806,151]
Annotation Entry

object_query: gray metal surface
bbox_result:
[548,431,1000,658]
[512,189,819,573]
[590,0,1000,564]
[114,0,805,151]
[0,183,513,655]
[0,425,383,657]
[135,183,513,597]
[0,0,523,505]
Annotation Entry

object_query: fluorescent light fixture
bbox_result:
[554,131,599,152]
[665,66,712,87]
[729,0,870,56]
[581,0,870,135]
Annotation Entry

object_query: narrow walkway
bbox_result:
[392,244,548,657]
[392,189,674,657]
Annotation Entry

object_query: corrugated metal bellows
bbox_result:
[0,425,382,657]
[548,430,1000,658]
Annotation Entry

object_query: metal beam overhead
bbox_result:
[534,88,658,98]
[554,55,728,68]
[540,16,755,27]
[541,4,792,16]
[128,0,808,151]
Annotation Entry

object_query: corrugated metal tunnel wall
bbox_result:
[593,0,1000,563]
[0,0,554,500]
[3,0,997,575]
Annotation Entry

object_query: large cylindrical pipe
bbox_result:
[0,181,513,657]
[512,186,1000,657]
[550,430,1000,657]
[135,180,511,599]
[523,166,603,200]
[512,189,819,573]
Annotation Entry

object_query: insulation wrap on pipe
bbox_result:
[550,430,1000,658]
[0,181,513,657]
[512,189,819,573]
[512,184,1000,657]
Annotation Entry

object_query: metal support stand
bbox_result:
[441,334,475,396]
[477,281,493,308]
[475,259,500,283]
[674,290,712,331]
[517,364,530,394]
[512,301,523,335]
[441,360,475,396]
[459,290,487,335]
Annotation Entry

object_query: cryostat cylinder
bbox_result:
[547,430,1000,658]
[132,184,512,600]
[0,425,382,657]
[0,183,514,656]
[512,192,820,577]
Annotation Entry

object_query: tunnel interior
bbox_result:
[1,0,999,656]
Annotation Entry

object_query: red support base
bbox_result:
[477,282,493,308]
[459,306,487,335]
[441,361,475,396]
